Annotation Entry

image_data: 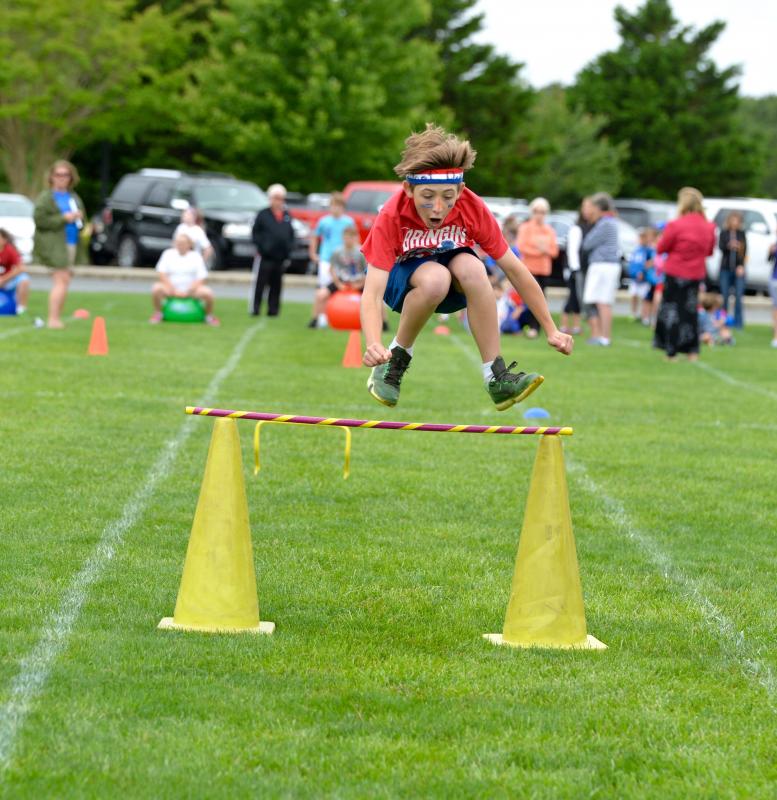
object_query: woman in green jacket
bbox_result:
[33,160,86,328]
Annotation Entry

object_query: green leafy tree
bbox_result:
[67,1,218,209]
[569,0,760,198]
[180,0,441,190]
[0,0,174,197]
[740,95,777,198]
[411,0,535,195]
[517,86,626,208]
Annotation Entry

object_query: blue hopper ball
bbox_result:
[0,289,17,316]
[523,407,550,419]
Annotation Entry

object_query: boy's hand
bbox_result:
[546,329,573,355]
[363,342,392,367]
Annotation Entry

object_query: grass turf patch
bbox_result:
[0,292,776,798]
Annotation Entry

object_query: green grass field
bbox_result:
[1,292,776,798]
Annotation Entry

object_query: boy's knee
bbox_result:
[414,271,451,302]
[449,254,487,289]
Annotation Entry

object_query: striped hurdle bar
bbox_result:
[185,407,573,436]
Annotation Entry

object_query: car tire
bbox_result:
[116,235,141,268]
[208,242,227,271]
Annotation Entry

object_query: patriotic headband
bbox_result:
[406,168,464,185]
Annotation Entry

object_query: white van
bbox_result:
[703,198,777,292]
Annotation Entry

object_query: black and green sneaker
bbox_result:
[486,356,544,411]
[367,346,412,407]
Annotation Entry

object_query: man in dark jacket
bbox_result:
[251,183,296,316]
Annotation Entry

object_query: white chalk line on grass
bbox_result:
[0,324,38,342]
[448,330,776,712]
[0,322,263,773]
[566,458,776,713]
[693,360,777,402]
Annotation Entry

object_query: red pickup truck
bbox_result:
[289,180,402,242]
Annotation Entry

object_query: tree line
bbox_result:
[1,0,774,212]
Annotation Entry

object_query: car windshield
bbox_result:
[193,182,268,212]
[547,217,571,236]
[0,197,34,216]
[617,206,673,229]
[346,190,397,213]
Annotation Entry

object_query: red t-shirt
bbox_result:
[0,242,21,276]
[361,187,508,271]
[656,213,716,281]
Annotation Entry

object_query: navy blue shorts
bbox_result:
[383,247,478,314]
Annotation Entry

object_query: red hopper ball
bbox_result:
[325,290,362,331]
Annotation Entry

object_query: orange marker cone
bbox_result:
[342,330,363,368]
[87,316,108,356]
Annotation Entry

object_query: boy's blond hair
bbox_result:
[393,124,476,178]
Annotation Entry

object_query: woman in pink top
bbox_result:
[653,187,716,361]
[516,197,559,337]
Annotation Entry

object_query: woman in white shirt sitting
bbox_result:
[150,232,219,325]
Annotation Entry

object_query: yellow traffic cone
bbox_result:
[158,417,274,635]
[484,435,605,650]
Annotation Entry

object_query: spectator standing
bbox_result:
[309,192,355,327]
[250,184,295,317]
[718,211,747,329]
[33,160,85,328]
[576,197,602,341]
[174,207,214,264]
[150,232,219,326]
[0,229,30,314]
[769,239,777,347]
[581,193,621,346]
[653,187,715,361]
[516,197,558,338]
[561,209,586,335]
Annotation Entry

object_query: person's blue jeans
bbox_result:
[719,270,745,328]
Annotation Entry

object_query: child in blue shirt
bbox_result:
[628,227,657,325]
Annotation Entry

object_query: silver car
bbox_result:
[0,193,35,263]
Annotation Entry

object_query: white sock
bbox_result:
[16,306,26,314]
[317,313,328,326]
[482,360,495,383]
[389,337,413,356]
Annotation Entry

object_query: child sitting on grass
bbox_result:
[698,293,734,346]
[496,281,531,335]
[310,226,367,325]
[359,124,572,410]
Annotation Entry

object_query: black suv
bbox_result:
[89,169,311,271]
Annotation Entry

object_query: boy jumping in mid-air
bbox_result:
[360,124,573,409]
